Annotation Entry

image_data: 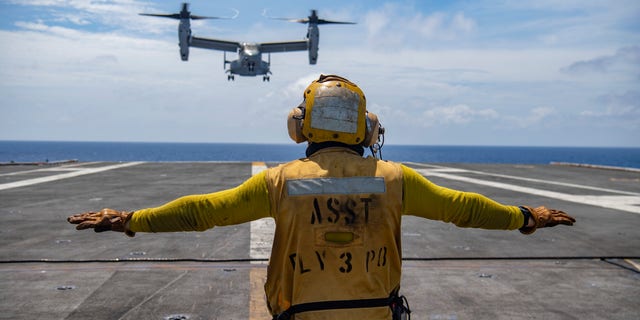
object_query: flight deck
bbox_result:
[1,161,639,319]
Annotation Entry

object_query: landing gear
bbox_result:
[227,75,235,81]
[263,75,270,82]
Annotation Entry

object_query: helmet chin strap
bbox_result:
[369,126,385,160]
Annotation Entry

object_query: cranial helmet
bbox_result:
[287,74,382,147]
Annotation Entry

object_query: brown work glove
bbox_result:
[67,208,135,237]
[519,206,576,235]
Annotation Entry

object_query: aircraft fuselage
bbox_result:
[141,4,348,81]
[226,43,271,80]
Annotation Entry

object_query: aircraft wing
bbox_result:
[260,40,309,53]
[190,36,240,52]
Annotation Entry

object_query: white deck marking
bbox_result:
[0,162,144,191]
[0,162,103,177]
[416,167,640,214]
[249,162,274,320]
[413,163,640,196]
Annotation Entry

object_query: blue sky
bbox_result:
[1,0,639,146]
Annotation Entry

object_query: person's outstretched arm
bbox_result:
[400,165,575,234]
[67,171,271,236]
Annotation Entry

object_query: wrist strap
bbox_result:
[123,211,136,237]
[519,206,532,229]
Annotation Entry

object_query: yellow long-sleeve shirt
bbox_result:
[129,164,523,233]
[128,153,524,319]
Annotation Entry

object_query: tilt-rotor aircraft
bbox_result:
[140,3,355,81]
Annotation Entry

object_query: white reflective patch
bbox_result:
[287,177,386,195]
[310,86,360,133]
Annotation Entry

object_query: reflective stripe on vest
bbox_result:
[287,177,386,196]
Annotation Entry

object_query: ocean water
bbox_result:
[1,141,639,169]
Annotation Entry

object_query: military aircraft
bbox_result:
[140,3,355,81]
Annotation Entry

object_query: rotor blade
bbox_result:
[192,8,239,20]
[271,18,309,23]
[140,8,238,20]
[262,8,308,23]
[139,13,232,20]
[265,9,355,25]
[139,13,181,20]
[316,19,356,25]
[190,15,222,20]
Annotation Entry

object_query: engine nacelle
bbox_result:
[178,19,191,61]
[307,24,319,65]
[180,42,189,61]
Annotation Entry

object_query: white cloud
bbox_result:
[408,11,475,40]
[561,46,640,76]
[581,91,640,120]
[14,21,85,37]
[8,0,177,35]
[452,12,475,33]
[10,0,143,16]
[506,107,556,128]
[52,12,91,26]
[422,105,498,126]
[363,9,388,36]
[282,74,320,101]
[7,0,64,5]
[528,107,555,123]
[363,4,476,49]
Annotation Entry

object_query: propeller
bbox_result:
[139,2,238,20]
[267,9,356,25]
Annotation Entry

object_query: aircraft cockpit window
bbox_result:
[244,44,259,55]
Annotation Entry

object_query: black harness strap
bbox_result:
[274,295,410,320]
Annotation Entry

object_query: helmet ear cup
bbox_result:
[287,106,307,143]
[363,112,380,147]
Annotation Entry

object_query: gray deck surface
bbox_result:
[1,161,639,319]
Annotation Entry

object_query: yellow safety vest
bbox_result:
[264,147,404,319]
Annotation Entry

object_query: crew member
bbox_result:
[68,74,576,319]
